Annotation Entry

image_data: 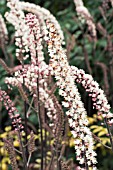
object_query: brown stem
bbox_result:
[82,45,92,75]
[24,101,29,160]
[95,61,109,96]
[17,130,28,170]
[37,77,43,170]
[104,117,113,152]
[92,133,111,150]
[22,61,29,165]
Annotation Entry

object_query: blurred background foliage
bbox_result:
[0,0,113,169]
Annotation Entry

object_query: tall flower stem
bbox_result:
[24,100,29,160]
[104,117,113,152]
[37,76,43,170]
[57,151,61,170]
[22,61,29,161]
[17,130,28,170]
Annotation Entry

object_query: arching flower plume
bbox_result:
[1,0,113,169]
[71,66,113,125]
[46,21,97,169]
[5,0,62,134]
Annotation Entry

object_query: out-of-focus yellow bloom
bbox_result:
[5,126,12,132]
[16,156,21,160]
[2,157,10,163]
[69,138,74,147]
[0,147,8,156]
[88,117,96,124]
[22,131,25,136]
[89,167,93,170]
[34,134,38,140]
[0,141,4,146]
[46,151,51,156]
[36,159,41,163]
[62,140,68,145]
[0,132,7,138]
[1,163,8,170]
[13,140,20,147]
[27,135,31,139]
[46,131,49,136]
[50,139,54,145]
[34,164,40,168]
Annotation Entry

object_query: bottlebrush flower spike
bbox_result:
[4,138,19,170]
[5,0,59,131]
[19,1,64,43]
[73,0,97,40]
[5,6,57,126]
[71,66,113,124]
[0,89,23,132]
[5,0,30,60]
[46,21,97,169]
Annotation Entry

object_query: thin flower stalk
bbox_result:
[73,0,97,40]
[0,14,8,43]
[0,14,8,59]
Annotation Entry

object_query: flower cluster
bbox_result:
[0,89,23,131]
[46,21,97,169]
[71,66,113,125]
[5,7,58,127]
[5,1,60,133]
[20,1,64,43]
[6,0,30,60]
[4,138,19,170]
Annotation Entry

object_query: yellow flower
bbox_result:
[2,157,10,163]
[16,156,21,160]
[0,132,7,138]
[36,159,41,163]
[1,163,8,170]
[13,140,20,147]
[5,126,12,132]
[0,147,8,156]
[0,141,4,146]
